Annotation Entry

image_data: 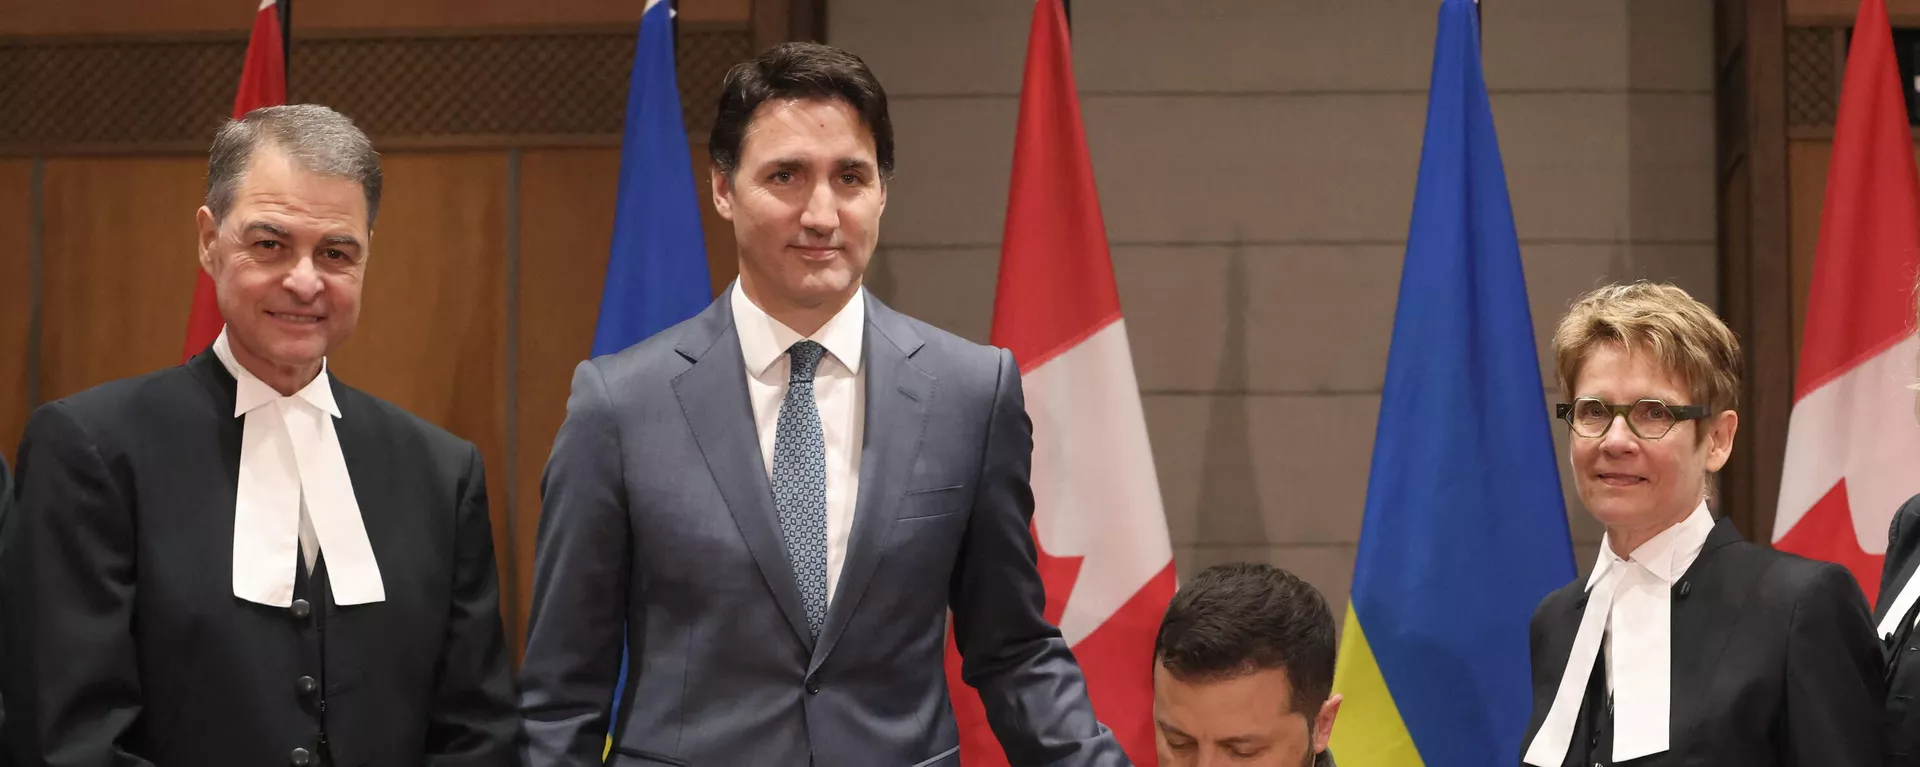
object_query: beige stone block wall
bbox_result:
[832,0,1717,612]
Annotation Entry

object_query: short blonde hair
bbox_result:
[1552,282,1741,415]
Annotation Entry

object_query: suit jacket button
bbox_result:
[290,747,313,766]
[805,675,821,695]
[296,676,318,696]
[290,599,312,620]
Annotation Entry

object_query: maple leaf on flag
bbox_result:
[1033,522,1085,626]
[1776,480,1886,600]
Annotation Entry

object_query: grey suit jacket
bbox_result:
[517,291,1127,766]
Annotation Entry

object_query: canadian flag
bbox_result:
[941,1,1177,764]
[182,0,287,362]
[1773,0,1920,603]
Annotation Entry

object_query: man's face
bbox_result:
[195,147,368,381]
[1153,663,1341,767]
[712,96,885,318]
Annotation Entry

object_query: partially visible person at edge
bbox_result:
[1874,273,1920,766]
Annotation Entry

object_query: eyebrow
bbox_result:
[1155,720,1269,747]
[320,233,362,248]
[242,221,291,240]
[763,157,877,173]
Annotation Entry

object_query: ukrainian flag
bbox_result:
[1328,1,1575,764]
[594,0,714,755]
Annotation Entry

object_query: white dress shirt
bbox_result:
[731,283,866,604]
[215,328,385,607]
[1524,499,1714,766]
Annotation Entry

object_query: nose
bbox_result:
[798,178,838,236]
[1598,413,1640,456]
[283,255,324,303]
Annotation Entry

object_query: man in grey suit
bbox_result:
[517,42,1127,766]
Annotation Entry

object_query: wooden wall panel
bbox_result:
[0,0,749,36]
[1788,140,1832,361]
[512,145,734,652]
[1789,0,1920,25]
[39,156,205,403]
[513,149,615,646]
[322,150,515,648]
[0,161,31,465]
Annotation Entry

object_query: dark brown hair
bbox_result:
[1154,563,1336,714]
[708,41,894,180]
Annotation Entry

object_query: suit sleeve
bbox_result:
[947,349,1130,767]
[0,402,155,766]
[517,361,633,766]
[1783,562,1887,767]
[423,443,521,765]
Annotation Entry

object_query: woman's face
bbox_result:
[1568,343,1736,535]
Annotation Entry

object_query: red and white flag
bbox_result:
[1773,0,1920,604]
[182,0,287,361]
[943,1,1177,764]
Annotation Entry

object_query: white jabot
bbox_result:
[731,282,865,604]
[1880,553,1920,639]
[215,328,385,607]
[1524,500,1714,766]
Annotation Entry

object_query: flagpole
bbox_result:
[279,0,292,87]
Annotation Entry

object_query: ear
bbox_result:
[196,206,220,276]
[1312,694,1342,755]
[1703,409,1738,473]
[711,165,735,221]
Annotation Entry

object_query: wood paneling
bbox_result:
[511,145,734,654]
[322,151,515,647]
[0,161,32,464]
[0,0,749,37]
[1789,0,1920,26]
[1716,0,1796,541]
[513,149,615,650]
[39,156,205,402]
[1788,140,1832,360]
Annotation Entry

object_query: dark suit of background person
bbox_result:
[516,42,1126,766]
[0,104,518,767]
[0,453,11,767]
[1522,516,1886,766]
[1874,494,1920,763]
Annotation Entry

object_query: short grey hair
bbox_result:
[205,104,383,228]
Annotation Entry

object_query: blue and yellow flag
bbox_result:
[1328,1,1575,764]
[594,0,712,359]
[595,0,713,752]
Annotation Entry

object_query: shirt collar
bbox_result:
[212,326,340,419]
[1588,499,1715,588]
[730,280,866,377]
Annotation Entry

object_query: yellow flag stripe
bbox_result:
[1329,606,1426,767]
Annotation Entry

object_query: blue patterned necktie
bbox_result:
[772,340,829,638]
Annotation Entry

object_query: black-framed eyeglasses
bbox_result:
[1554,397,1711,440]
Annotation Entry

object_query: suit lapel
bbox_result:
[1669,517,1750,741]
[672,298,815,647]
[811,295,932,672]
